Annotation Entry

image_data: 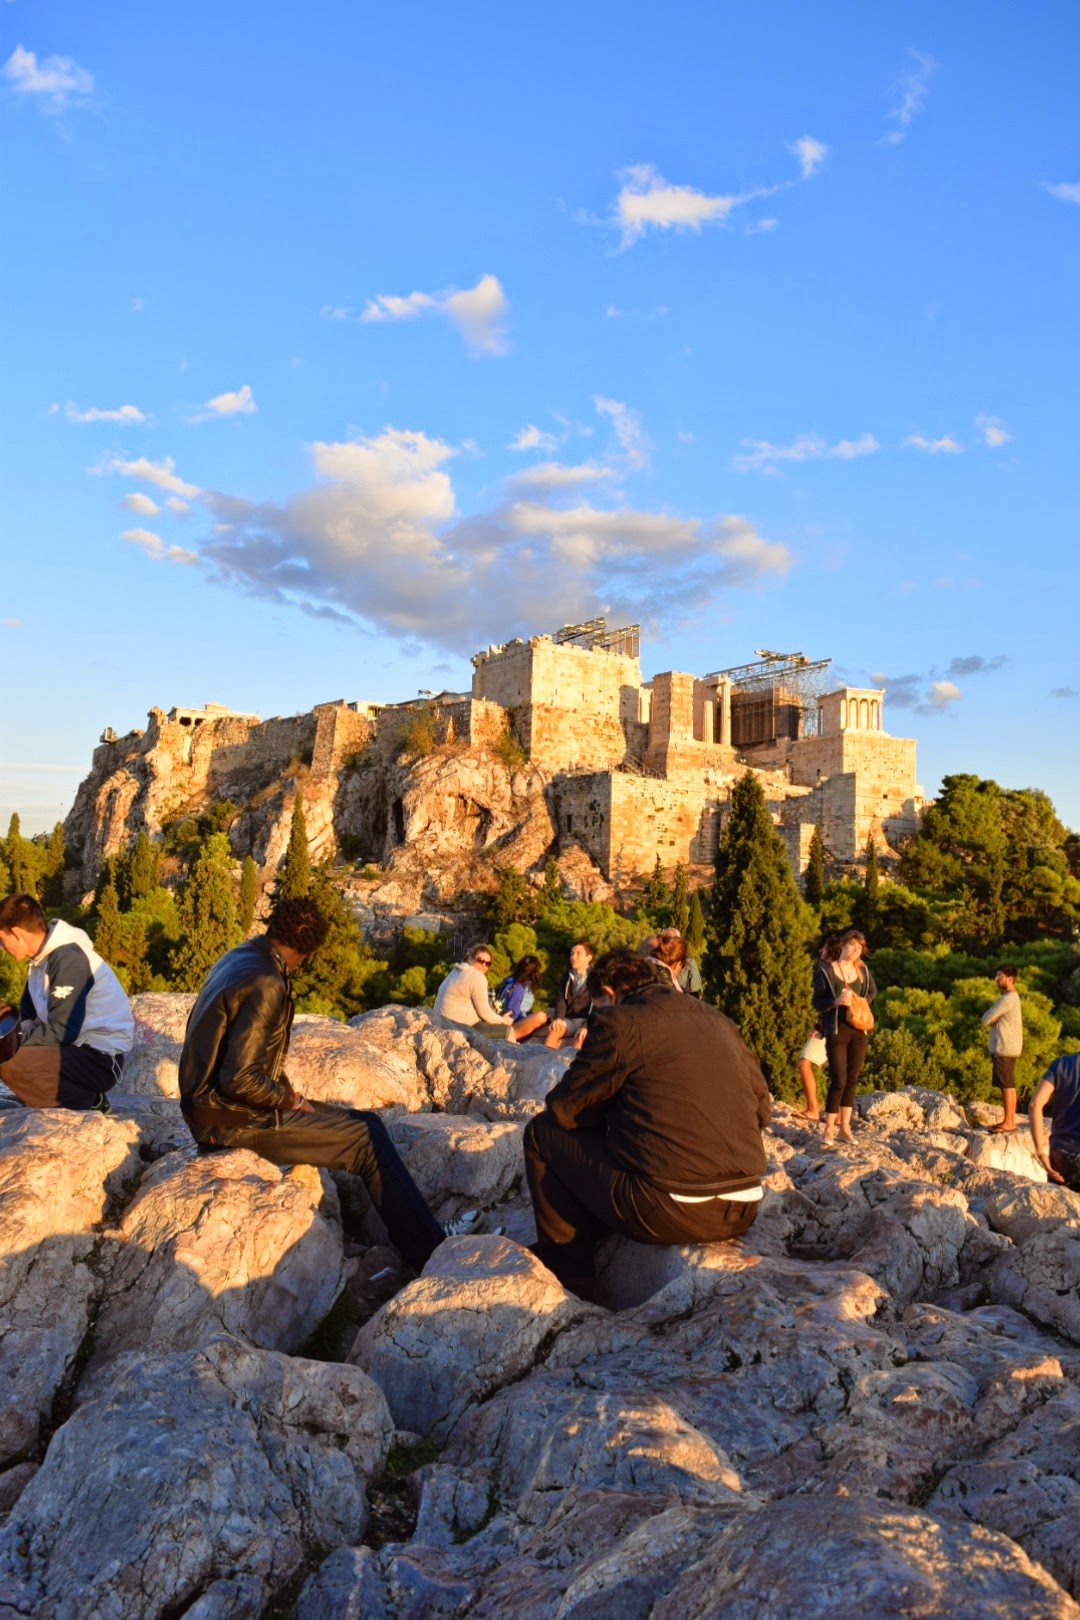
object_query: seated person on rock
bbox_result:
[492,954,549,1043]
[1029,1052,1080,1191]
[0,892,133,1113]
[658,928,703,997]
[433,941,514,1037]
[523,949,772,1299]
[179,896,477,1270]
[544,940,594,1049]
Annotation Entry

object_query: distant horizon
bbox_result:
[3,3,1078,833]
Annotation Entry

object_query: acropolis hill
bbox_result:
[64,621,924,907]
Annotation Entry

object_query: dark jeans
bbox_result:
[210,1102,444,1270]
[1050,1145,1080,1192]
[825,1023,868,1113]
[992,1054,1018,1093]
[523,1112,758,1290]
[0,1044,122,1109]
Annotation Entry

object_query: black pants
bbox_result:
[0,1043,122,1109]
[523,1112,757,1290]
[206,1102,445,1270]
[825,1023,868,1113]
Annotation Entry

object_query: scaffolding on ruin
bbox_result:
[709,650,831,743]
[552,617,640,659]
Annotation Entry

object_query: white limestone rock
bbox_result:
[350,1236,598,1439]
[0,1335,393,1620]
[966,1125,1047,1182]
[386,1113,524,1212]
[982,1180,1080,1243]
[88,1149,344,1369]
[0,1111,143,1466]
[990,1225,1080,1344]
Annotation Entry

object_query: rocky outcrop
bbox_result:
[1,1046,1079,1615]
[88,1150,344,1368]
[0,1336,393,1620]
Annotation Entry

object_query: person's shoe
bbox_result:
[91,1092,113,1117]
[443,1209,483,1237]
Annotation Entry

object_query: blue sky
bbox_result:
[2,1,1078,836]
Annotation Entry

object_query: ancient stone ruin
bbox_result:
[63,624,924,906]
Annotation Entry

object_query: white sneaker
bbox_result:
[443,1209,482,1237]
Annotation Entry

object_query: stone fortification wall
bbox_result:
[787,731,921,862]
[472,637,647,771]
[311,704,376,778]
[372,698,509,764]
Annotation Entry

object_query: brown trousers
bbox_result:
[0,1043,122,1109]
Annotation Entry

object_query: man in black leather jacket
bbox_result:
[179,896,446,1268]
[524,949,771,1298]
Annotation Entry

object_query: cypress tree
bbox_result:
[170,833,242,991]
[94,878,124,964]
[670,862,689,936]
[642,855,667,918]
[861,833,880,930]
[239,854,259,934]
[804,825,825,906]
[0,852,10,901]
[703,772,811,1092]
[686,889,706,958]
[5,813,37,896]
[537,855,562,917]
[276,795,313,901]
[40,823,67,909]
[128,830,160,901]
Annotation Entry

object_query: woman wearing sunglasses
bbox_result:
[433,941,515,1034]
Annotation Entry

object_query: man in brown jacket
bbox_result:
[523,949,771,1297]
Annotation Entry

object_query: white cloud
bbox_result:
[745,217,779,235]
[594,396,651,468]
[103,455,201,498]
[885,49,937,144]
[166,497,191,515]
[360,273,509,355]
[791,136,828,179]
[904,433,963,454]
[975,414,1010,448]
[507,461,616,491]
[2,44,93,109]
[191,423,790,651]
[927,679,961,710]
[204,384,257,417]
[509,423,559,453]
[733,432,879,473]
[1043,182,1080,205]
[54,401,145,425]
[122,492,161,516]
[614,164,742,246]
[121,528,199,566]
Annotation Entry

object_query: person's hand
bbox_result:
[837,988,853,1007]
[1039,1154,1065,1183]
[549,1018,567,1041]
[572,1027,588,1051]
[294,1096,315,1114]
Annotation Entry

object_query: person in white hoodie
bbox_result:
[0,893,133,1113]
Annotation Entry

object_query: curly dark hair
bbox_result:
[266,896,329,955]
[591,948,668,998]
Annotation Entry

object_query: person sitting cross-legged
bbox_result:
[179,896,480,1270]
[523,949,772,1300]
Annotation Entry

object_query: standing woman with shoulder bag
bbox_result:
[812,928,876,1146]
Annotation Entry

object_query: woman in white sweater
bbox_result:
[433,942,514,1034]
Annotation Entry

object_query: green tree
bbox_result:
[239,854,258,933]
[670,862,689,936]
[276,795,313,901]
[900,774,1007,944]
[686,889,706,958]
[537,855,563,918]
[5,813,40,896]
[170,833,242,991]
[860,834,880,932]
[703,772,812,1096]
[489,865,537,929]
[641,855,668,920]
[803,825,825,906]
[0,852,10,901]
[292,864,387,1018]
[93,878,124,963]
[128,830,161,902]
[39,823,67,909]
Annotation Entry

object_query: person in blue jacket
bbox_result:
[494,954,549,1043]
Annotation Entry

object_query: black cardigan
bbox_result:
[812,960,878,1038]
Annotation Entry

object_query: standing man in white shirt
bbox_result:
[981,964,1023,1134]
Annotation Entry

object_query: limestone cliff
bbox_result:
[63,700,566,908]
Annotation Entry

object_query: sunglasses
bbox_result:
[474,956,492,967]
